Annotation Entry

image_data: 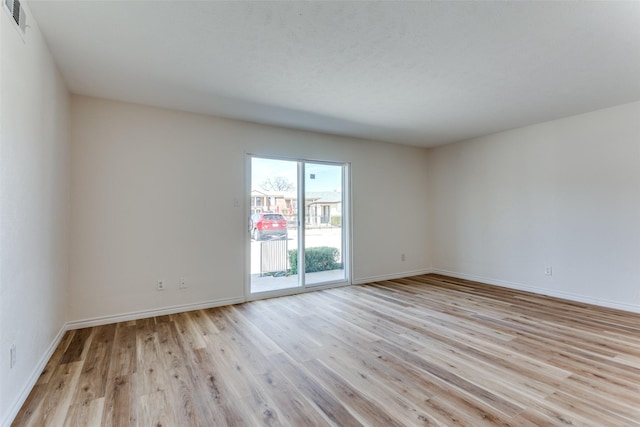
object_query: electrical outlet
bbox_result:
[10,344,16,369]
[544,266,553,276]
[179,278,187,289]
[401,253,406,262]
[157,280,165,291]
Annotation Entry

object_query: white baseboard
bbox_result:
[2,326,67,427]
[65,296,247,330]
[431,269,640,314]
[352,268,435,285]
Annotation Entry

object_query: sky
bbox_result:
[251,157,343,193]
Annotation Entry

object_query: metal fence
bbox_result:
[260,239,289,275]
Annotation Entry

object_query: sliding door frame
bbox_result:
[245,153,352,301]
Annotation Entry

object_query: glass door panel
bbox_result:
[304,162,346,286]
[249,157,300,293]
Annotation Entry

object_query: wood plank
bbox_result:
[72,324,116,405]
[154,321,208,426]
[135,319,167,396]
[253,369,334,426]
[107,323,137,379]
[101,323,138,426]
[40,361,83,426]
[63,397,104,427]
[138,390,176,427]
[59,329,93,365]
[312,334,440,425]
[198,312,287,424]
[39,331,75,384]
[10,384,47,427]
[302,358,408,427]
[268,352,364,427]
[100,375,136,427]
[191,347,252,425]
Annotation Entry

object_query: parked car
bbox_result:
[250,213,288,240]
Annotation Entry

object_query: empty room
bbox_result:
[1,1,639,426]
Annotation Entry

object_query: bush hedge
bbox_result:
[289,247,341,274]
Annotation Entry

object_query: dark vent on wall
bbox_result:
[4,0,26,35]
[12,0,19,24]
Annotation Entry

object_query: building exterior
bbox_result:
[249,190,342,227]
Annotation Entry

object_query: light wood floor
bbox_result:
[13,274,640,426]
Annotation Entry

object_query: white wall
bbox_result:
[429,102,640,312]
[0,4,70,425]
[69,95,432,323]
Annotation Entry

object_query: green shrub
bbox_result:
[330,215,342,227]
[289,247,341,274]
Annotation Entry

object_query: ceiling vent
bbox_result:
[4,0,26,35]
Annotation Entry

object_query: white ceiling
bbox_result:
[28,1,640,147]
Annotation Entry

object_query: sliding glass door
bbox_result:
[249,156,348,295]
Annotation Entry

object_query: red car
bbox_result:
[250,213,288,240]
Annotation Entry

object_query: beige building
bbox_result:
[250,190,342,226]
[250,190,295,216]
